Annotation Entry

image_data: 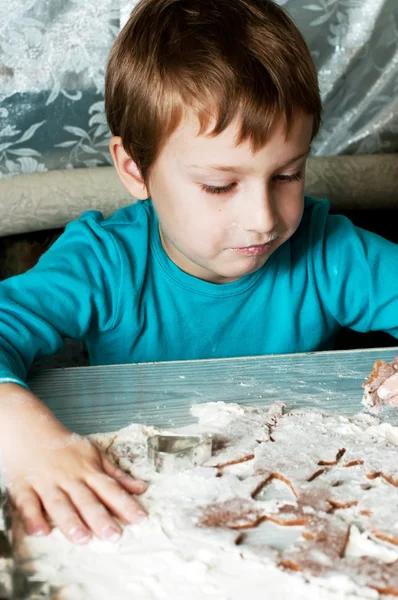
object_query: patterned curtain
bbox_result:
[0,0,397,179]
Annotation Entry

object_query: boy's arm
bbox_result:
[310,205,398,339]
[0,215,147,543]
[0,213,122,386]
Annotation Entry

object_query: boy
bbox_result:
[0,0,397,546]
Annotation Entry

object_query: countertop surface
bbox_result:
[27,346,398,435]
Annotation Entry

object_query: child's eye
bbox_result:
[274,171,303,183]
[201,183,237,195]
[201,171,303,194]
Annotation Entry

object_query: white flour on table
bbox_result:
[13,401,398,600]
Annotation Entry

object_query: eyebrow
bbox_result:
[186,149,311,174]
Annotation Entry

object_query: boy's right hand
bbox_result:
[378,372,398,405]
[0,384,148,545]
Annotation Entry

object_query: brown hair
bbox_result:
[105,0,321,183]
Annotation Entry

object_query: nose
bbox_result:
[238,185,279,234]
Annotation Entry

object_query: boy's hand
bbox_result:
[0,384,148,545]
[378,372,398,405]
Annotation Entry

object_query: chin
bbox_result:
[216,259,268,282]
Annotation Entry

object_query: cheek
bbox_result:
[165,198,224,252]
[211,216,247,245]
[151,181,193,231]
[182,198,225,236]
[280,192,304,232]
[224,221,240,233]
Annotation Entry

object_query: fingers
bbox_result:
[15,476,143,546]
[85,472,147,525]
[7,444,149,546]
[378,372,398,404]
[63,482,122,542]
[40,488,92,545]
[12,488,51,537]
[101,456,148,495]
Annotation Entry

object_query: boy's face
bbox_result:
[147,112,312,284]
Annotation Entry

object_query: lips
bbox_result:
[231,242,274,256]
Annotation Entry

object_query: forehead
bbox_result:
[157,111,313,170]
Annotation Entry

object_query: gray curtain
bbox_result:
[0,0,397,179]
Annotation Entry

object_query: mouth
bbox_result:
[230,241,275,256]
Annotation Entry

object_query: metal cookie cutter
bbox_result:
[147,433,213,473]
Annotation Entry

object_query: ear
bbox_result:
[109,136,149,200]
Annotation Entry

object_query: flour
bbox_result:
[13,402,398,599]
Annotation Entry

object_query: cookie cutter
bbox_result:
[147,433,213,473]
[0,489,53,600]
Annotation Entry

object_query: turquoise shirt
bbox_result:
[0,197,397,388]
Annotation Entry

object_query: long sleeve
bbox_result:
[0,211,122,387]
[309,203,398,339]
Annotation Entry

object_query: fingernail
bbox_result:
[122,474,146,487]
[101,526,121,543]
[130,511,147,524]
[378,385,395,400]
[32,527,46,537]
[70,526,91,544]
[136,481,148,491]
